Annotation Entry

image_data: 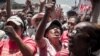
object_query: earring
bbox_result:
[88,47,91,56]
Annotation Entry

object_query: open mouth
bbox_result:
[55,33,60,37]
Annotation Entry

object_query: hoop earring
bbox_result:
[88,47,91,56]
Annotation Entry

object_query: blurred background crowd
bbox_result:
[0,0,100,56]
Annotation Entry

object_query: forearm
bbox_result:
[29,3,34,12]
[35,10,50,41]
[14,35,34,56]
[39,3,45,12]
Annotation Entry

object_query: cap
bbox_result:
[45,20,63,36]
[7,16,24,27]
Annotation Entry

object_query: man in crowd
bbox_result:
[68,22,100,56]
[0,16,37,56]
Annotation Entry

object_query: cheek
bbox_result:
[16,29,23,37]
[46,33,53,38]
[46,31,55,40]
[16,31,21,35]
[47,30,54,35]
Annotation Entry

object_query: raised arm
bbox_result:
[6,0,11,18]
[39,0,46,12]
[47,0,56,19]
[26,0,34,13]
[35,2,54,41]
[4,25,36,56]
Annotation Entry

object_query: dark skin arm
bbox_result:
[6,0,11,18]
[4,26,35,56]
[26,0,34,12]
[47,0,56,19]
[39,0,46,12]
[35,3,54,41]
[80,8,90,22]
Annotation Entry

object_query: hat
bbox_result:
[32,12,45,21]
[7,16,24,27]
[45,20,63,36]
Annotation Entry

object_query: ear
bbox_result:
[45,32,48,38]
[21,27,24,34]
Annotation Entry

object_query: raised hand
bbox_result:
[45,2,55,13]
[39,0,46,12]
[35,2,55,41]
[26,0,31,4]
[4,26,18,40]
[57,48,69,56]
[55,4,62,19]
[39,0,46,4]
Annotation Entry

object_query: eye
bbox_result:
[71,28,82,36]
[72,30,77,34]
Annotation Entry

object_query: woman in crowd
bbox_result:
[61,16,80,50]
[35,2,69,56]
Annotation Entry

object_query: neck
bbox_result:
[51,41,62,51]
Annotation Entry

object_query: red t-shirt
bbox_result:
[0,37,37,56]
[39,37,69,56]
[61,31,69,46]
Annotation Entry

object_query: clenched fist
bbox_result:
[4,26,18,40]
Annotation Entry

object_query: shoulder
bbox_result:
[23,36,36,44]
[23,37,38,54]
[61,30,69,39]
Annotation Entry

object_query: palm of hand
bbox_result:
[39,0,46,3]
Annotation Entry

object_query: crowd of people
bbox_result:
[0,0,100,56]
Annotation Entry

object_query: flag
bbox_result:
[79,0,92,14]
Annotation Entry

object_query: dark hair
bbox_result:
[84,15,91,22]
[44,20,63,37]
[71,22,99,52]
[67,10,78,18]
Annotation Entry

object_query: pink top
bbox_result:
[61,31,69,46]
[40,38,69,56]
[0,37,37,56]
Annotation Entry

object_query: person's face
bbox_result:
[6,22,23,37]
[68,26,90,55]
[68,17,76,33]
[27,14,32,25]
[27,14,32,19]
[46,25,61,44]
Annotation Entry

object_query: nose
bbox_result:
[68,24,71,28]
[54,28,61,34]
